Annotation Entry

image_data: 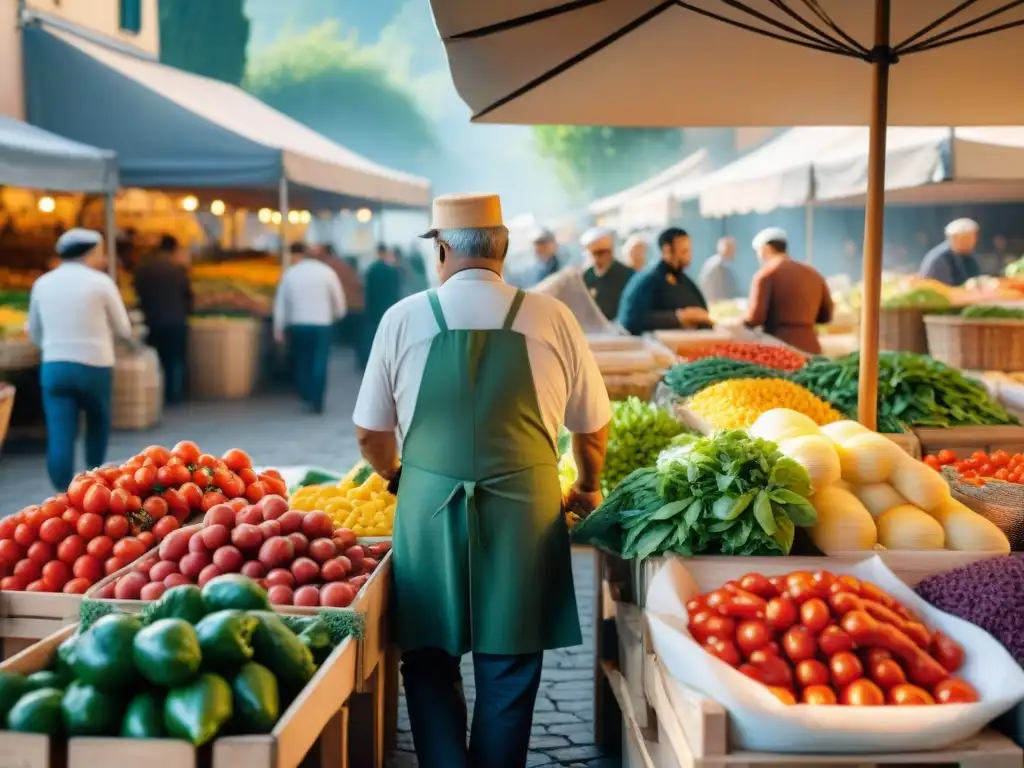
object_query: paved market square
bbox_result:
[0,350,619,768]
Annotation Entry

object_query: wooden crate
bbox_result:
[643,653,1023,768]
[0,624,76,768]
[878,307,930,354]
[883,431,921,460]
[925,315,1024,372]
[914,425,1024,458]
[0,591,82,659]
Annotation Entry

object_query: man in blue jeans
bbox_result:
[273,243,347,413]
[27,229,135,489]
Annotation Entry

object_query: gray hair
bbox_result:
[436,226,509,260]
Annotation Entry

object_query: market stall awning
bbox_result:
[587,149,710,233]
[0,114,116,193]
[22,26,430,210]
[699,126,1024,217]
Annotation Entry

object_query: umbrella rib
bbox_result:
[471,1,675,120]
[893,0,980,50]
[445,0,608,40]
[713,0,860,55]
[675,1,864,56]
[895,0,1024,55]
[794,0,871,54]
[900,15,1024,54]
[765,0,863,53]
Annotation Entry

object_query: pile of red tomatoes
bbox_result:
[923,448,1024,486]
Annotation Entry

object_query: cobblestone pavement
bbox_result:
[0,350,620,768]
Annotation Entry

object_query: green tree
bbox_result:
[533,126,686,199]
[244,22,436,172]
[159,0,250,85]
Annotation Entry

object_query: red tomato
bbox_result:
[702,615,736,641]
[995,468,1010,481]
[705,639,741,667]
[63,578,91,594]
[137,531,156,549]
[41,560,71,590]
[104,515,129,540]
[923,455,942,471]
[14,559,40,583]
[863,647,892,667]
[67,477,95,509]
[767,687,796,705]
[800,598,831,633]
[802,685,838,705]
[239,467,258,485]
[888,684,935,705]
[830,652,864,687]
[162,488,191,522]
[107,489,129,517]
[782,625,818,663]
[39,517,70,545]
[82,484,111,516]
[929,632,965,673]
[978,462,995,477]
[936,449,957,465]
[870,658,907,689]
[86,536,114,560]
[260,476,288,498]
[990,449,1010,467]
[73,555,103,583]
[113,537,146,564]
[172,440,201,465]
[753,655,794,688]
[765,596,798,632]
[134,466,157,493]
[785,571,818,603]
[201,492,229,512]
[222,448,253,473]
[933,678,979,704]
[735,620,771,656]
[142,496,169,521]
[13,523,37,549]
[143,445,171,466]
[705,589,730,612]
[57,535,85,565]
[0,540,21,569]
[244,482,268,503]
[818,625,855,656]
[151,516,181,541]
[0,516,17,540]
[795,659,829,687]
[27,541,55,566]
[179,482,203,510]
[40,499,66,520]
[841,679,884,706]
[114,474,141,495]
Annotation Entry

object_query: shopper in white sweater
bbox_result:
[28,229,134,489]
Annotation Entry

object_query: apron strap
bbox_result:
[502,289,526,331]
[426,290,449,332]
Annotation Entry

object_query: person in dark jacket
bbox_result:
[617,227,711,335]
[919,218,982,287]
[579,226,633,319]
[358,243,403,370]
[134,234,193,403]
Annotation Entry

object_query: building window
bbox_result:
[119,0,141,33]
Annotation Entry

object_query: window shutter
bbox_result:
[119,0,141,33]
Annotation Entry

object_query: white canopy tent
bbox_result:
[587,149,710,233]
[699,126,1024,217]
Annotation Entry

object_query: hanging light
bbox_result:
[298,210,312,224]
[271,211,283,225]
[210,200,226,216]
[355,208,373,223]
[257,208,273,224]
[287,210,301,225]
[37,196,56,213]
[181,195,199,212]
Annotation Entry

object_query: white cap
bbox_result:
[56,228,102,260]
[531,227,556,244]
[752,227,787,251]
[945,218,979,236]
[579,226,614,250]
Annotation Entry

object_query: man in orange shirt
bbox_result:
[743,228,833,354]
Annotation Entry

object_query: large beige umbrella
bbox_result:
[428,0,1024,429]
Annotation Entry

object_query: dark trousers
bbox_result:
[288,325,332,412]
[40,362,113,490]
[147,324,188,404]
[402,647,543,768]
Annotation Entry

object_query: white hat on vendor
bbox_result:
[56,228,102,260]
[418,192,505,238]
[945,218,979,236]
[579,226,614,252]
[752,227,788,252]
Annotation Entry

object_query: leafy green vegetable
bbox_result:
[663,357,787,398]
[881,288,951,309]
[960,305,1024,320]
[602,398,690,494]
[790,352,1018,433]
[573,431,816,557]
[1005,257,1024,277]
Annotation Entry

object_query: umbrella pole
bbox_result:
[856,0,892,430]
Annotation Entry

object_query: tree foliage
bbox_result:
[244,21,436,172]
[159,0,250,85]
[533,126,686,199]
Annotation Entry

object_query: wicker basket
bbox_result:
[878,306,930,353]
[0,339,40,371]
[944,472,1024,551]
[112,347,162,431]
[924,314,1024,371]
[188,317,261,399]
[0,383,14,452]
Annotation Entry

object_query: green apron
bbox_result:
[392,287,582,656]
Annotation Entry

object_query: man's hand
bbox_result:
[676,306,712,328]
[564,483,603,520]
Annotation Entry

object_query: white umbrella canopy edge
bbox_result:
[428,0,1024,430]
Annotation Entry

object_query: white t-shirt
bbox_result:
[28,262,133,367]
[353,268,611,447]
[272,259,347,335]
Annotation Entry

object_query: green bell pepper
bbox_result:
[163,673,233,746]
[25,670,64,691]
[134,618,202,687]
[53,635,78,682]
[61,681,124,736]
[196,610,257,672]
[298,618,334,666]
[201,575,270,612]
[250,612,316,690]
[73,614,142,689]
[121,690,166,738]
[142,584,208,625]
[0,670,29,723]
[6,688,64,734]
[231,662,280,734]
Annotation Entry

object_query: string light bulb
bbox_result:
[38,196,56,213]
[181,195,199,212]
[356,208,373,223]
[210,200,226,216]
[257,208,273,224]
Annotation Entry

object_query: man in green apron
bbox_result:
[353,193,611,768]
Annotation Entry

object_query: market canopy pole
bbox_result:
[858,0,892,431]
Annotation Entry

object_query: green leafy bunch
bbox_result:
[603,398,690,495]
[663,357,788,398]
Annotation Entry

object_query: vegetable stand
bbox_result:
[0,591,81,659]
